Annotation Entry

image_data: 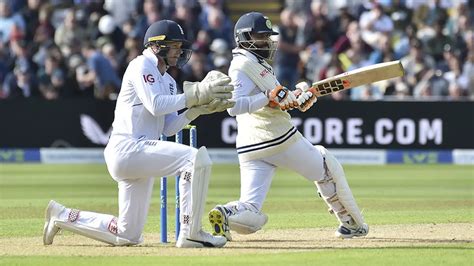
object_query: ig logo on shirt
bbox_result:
[143,74,155,84]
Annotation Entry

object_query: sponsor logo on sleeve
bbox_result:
[143,74,155,84]
[260,69,270,77]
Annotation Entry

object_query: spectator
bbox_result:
[192,30,211,54]
[367,33,398,65]
[0,31,14,72]
[199,0,227,30]
[0,0,471,101]
[413,67,449,98]
[300,41,331,83]
[443,55,469,94]
[101,42,119,72]
[304,0,337,50]
[0,0,26,44]
[338,33,371,71]
[181,51,210,83]
[31,5,56,68]
[117,34,142,75]
[400,39,436,90]
[78,42,121,100]
[359,3,394,48]
[54,8,88,58]
[134,0,162,38]
[204,8,233,48]
[84,11,101,41]
[38,68,65,100]
[425,0,449,27]
[97,14,126,52]
[103,0,138,25]
[461,50,474,97]
[332,5,356,40]
[393,22,418,59]
[425,19,454,62]
[391,79,411,100]
[19,0,43,42]
[173,1,201,44]
[37,53,62,85]
[274,8,305,89]
[10,38,37,75]
[386,0,413,31]
[3,61,38,99]
[333,20,359,55]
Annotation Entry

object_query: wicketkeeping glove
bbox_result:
[265,85,298,110]
[185,99,235,121]
[183,70,234,108]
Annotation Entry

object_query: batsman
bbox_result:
[43,20,234,248]
[208,12,368,240]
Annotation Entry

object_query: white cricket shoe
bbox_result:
[208,205,232,241]
[176,230,227,248]
[335,222,369,239]
[43,200,66,245]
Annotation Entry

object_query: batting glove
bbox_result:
[295,81,317,112]
[265,85,298,110]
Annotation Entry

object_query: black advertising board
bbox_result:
[0,99,472,149]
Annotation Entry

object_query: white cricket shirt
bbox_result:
[110,49,192,140]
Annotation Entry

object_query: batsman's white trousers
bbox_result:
[62,135,197,244]
[238,137,325,211]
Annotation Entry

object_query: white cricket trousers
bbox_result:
[237,137,325,211]
[58,135,197,244]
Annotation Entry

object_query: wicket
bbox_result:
[160,125,197,243]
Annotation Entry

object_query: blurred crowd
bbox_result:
[0,0,472,101]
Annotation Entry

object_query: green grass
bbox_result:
[1,248,472,266]
[0,164,473,265]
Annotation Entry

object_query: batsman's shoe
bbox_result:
[176,230,227,248]
[208,205,232,241]
[335,222,369,239]
[43,200,66,245]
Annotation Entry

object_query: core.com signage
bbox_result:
[0,99,472,149]
[222,117,443,147]
[216,101,471,149]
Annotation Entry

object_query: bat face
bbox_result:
[311,60,405,97]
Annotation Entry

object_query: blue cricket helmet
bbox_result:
[143,20,192,68]
[144,20,189,47]
[234,12,278,61]
[234,12,278,39]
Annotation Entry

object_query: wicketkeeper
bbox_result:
[43,20,234,248]
[208,12,368,241]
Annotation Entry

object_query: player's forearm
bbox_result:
[162,112,192,136]
[142,94,186,117]
[227,93,268,116]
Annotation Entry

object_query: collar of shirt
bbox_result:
[233,48,259,62]
[233,47,272,69]
[143,48,158,67]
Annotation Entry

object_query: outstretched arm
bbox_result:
[227,70,270,117]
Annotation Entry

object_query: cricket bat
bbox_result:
[310,60,404,97]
